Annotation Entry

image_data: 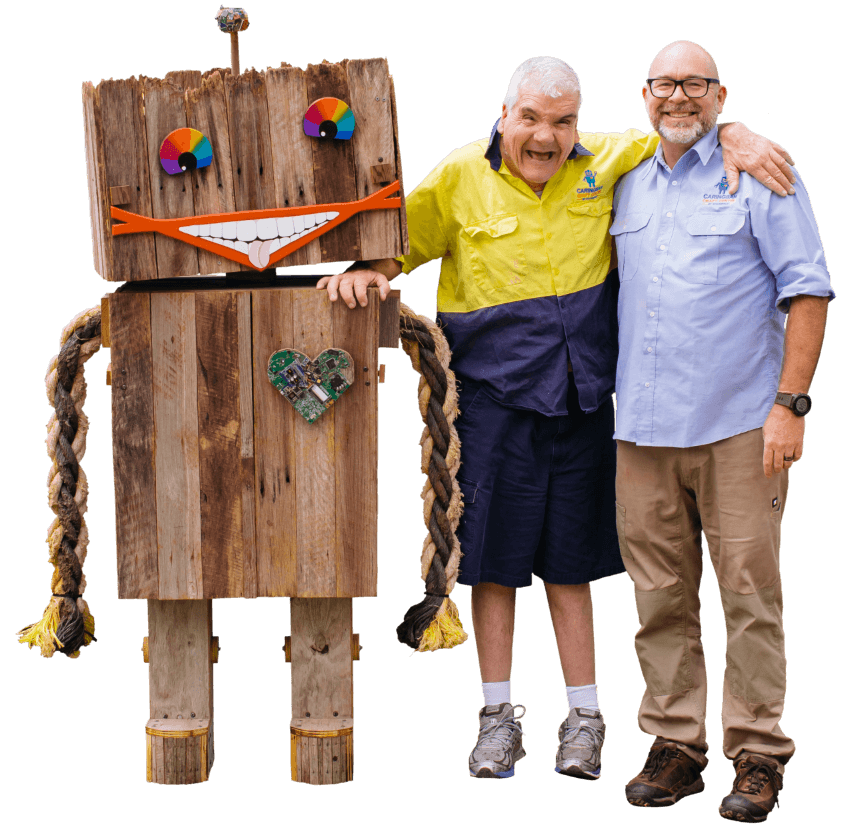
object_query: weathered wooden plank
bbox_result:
[82,82,110,278]
[265,66,322,266]
[224,69,276,272]
[378,288,401,349]
[290,598,354,718]
[196,291,246,597]
[143,78,200,279]
[388,77,408,256]
[304,61,361,263]
[165,70,202,92]
[110,291,158,598]
[151,292,202,599]
[99,77,157,280]
[186,71,237,275]
[333,293,378,596]
[292,291,336,596]
[237,293,258,598]
[346,59,399,260]
[252,289,298,596]
[147,599,213,719]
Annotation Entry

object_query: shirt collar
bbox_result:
[484,118,594,172]
[651,125,720,174]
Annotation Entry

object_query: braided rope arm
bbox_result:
[18,307,102,658]
[396,305,468,651]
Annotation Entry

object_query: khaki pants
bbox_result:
[616,430,794,768]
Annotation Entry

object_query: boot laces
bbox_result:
[735,759,781,806]
[642,745,685,780]
[559,719,600,755]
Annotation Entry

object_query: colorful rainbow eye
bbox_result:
[303,98,355,141]
[160,128,213,175]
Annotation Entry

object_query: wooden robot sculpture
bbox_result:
[17,7,467,786]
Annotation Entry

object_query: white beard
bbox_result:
[652,107,719,145]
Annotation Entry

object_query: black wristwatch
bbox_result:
[774,392,812,417]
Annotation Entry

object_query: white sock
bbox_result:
[482,681,511,707]
[566,684,599,711]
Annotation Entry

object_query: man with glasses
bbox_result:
[318,56,792,782]
[612,41,832,821]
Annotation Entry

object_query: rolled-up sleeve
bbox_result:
[750,171,834,311]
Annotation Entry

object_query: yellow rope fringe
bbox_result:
[417,598,468,652]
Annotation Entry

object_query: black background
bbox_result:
[15,12,834,821]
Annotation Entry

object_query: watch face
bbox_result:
[795,396,810,415]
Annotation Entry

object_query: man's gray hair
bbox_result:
[503,56,582,109]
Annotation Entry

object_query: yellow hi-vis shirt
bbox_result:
[398,127,659,416]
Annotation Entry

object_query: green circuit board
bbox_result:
[267,347,354,424]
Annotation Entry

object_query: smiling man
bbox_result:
[612,42,832,821]
[318,56,794,781]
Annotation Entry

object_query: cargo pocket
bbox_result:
[461,214,527,294]
[685,209,747,284]
[609,211,652,281]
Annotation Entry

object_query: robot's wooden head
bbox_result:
[83,60,407,281]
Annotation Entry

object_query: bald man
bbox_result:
[612,42,832,821]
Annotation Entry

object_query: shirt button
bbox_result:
[710,225,717,232]
[647,346,653,352]
[671,181,678,186]
[649,311,655,317]
[659,244,666,250]
[652,277,658,282]
[546,233,553,240]
[666,211,673,217]
[645,382,650,387]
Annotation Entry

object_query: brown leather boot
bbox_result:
[625,742,705,807]
[719,754,783,822]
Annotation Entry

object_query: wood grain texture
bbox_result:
[165,70,202,92]
[110,291,158,598]
[378,288,401,349]
[82,82,110,279]
[237,292,258,598]
[304,61,361,262]
[290,727,352,785]
[151,293,202,599]
[388,78,409,255]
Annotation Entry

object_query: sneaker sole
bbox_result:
[626,776,705,807]
[555,765,601,780]
[471,767,515,778]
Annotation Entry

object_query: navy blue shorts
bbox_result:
[455,380,624,588]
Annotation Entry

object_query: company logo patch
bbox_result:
[703,173,737,204]
[576,169,603,200]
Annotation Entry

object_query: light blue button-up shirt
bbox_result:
[611,126,833,447]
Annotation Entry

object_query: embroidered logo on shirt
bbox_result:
[576,169,603,200]
[703,173,737,204]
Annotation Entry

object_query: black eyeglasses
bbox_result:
[646,77,720,98]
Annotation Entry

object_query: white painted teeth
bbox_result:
[179,212,339,264]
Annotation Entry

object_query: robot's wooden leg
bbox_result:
[145,599,215,784]
[289,597,356,784]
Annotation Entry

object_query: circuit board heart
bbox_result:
[267,348,354,424]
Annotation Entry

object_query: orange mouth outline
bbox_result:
[111,180,401,271]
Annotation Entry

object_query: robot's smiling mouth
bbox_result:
[111,181,401,271]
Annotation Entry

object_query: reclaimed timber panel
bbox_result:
[165,70,202,92]
[333,293,378,596]
[143,78,199,278]
[151,293,202,599]
[347,59,398,260]
[186,71,237,275]
[304,61,361,262]
[265,66,322,266]
[388,78,408,256]
[378,288,401,349]
[83,83,109,278]
[110,291,158,597]
[196,291,248,597]
[292,291,336,596]
[225,69,275,273]
[237,293,258,598]
[98,77,157,280]
[252,289,298,596]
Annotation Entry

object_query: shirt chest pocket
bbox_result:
[685,210,748,284]
[567,198,613,272]
[461,214,528,293]
[609,211,652,281]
